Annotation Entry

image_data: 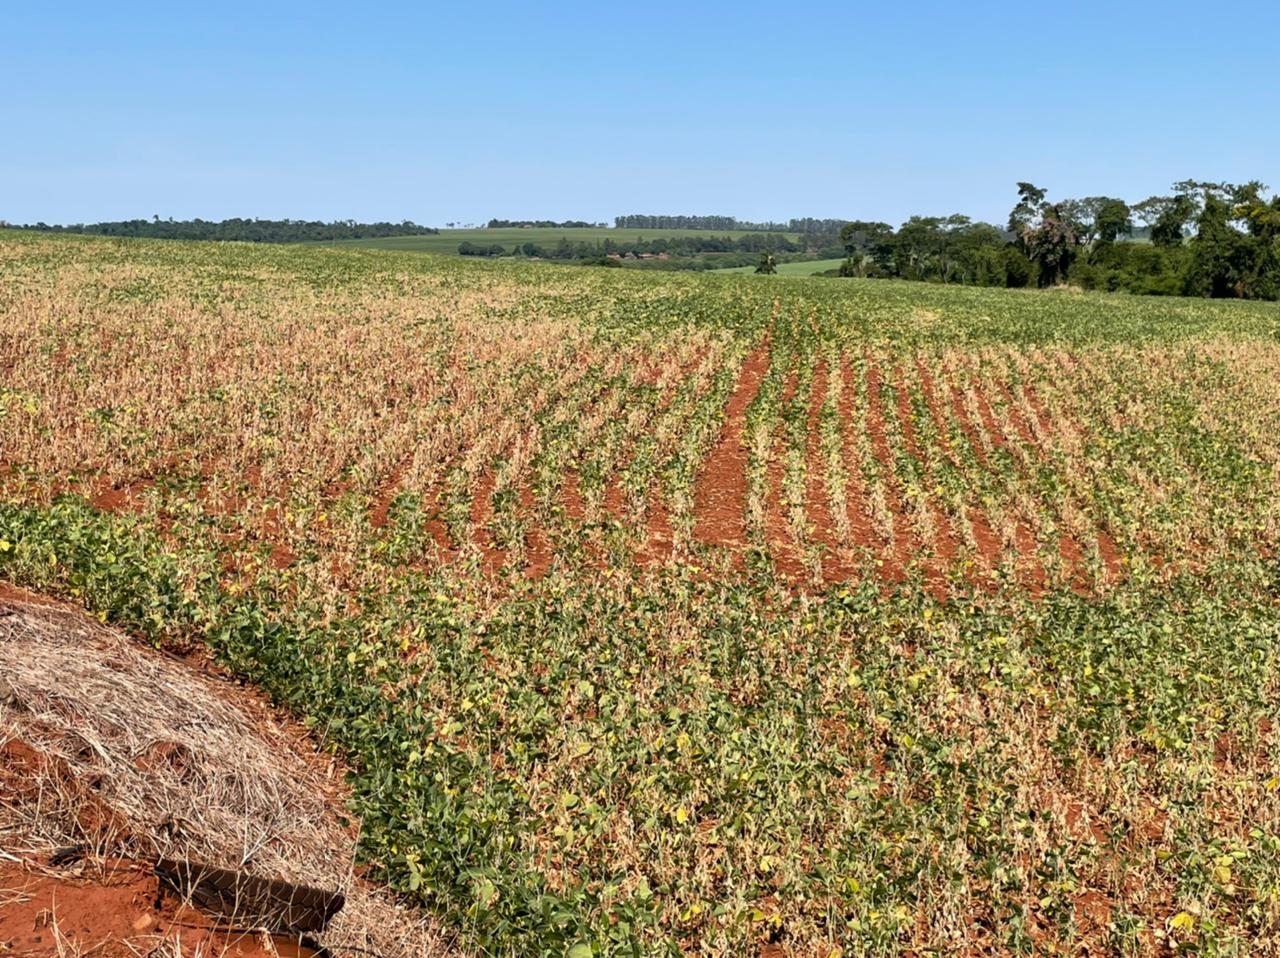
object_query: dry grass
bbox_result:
[0,586,461,958]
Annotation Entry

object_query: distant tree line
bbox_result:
[613,214,852,235]
[835,180,1280,300]
[460,231,833,263]
[3,217,439,243]
[614,214,780,232]
[485,219,606,229]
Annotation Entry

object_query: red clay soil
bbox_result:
[422,479,454,559]
[1,739,132,847]
[92,479,156,514]
[692,337,772,551]
[602,473,627,521]
[836,358,878,555]
[369,457,459,559]
[962,377,1053,590]
[966,505,1003,571]
[993,383,1105,590]
[923,504,958,600]
[368,459,410,530]
[561,469,586,521]
[1058,529,1090,594]
[470,469,506,575]
[803,360,854,582]
[258,504,296,570]
[559,467,610,569]
[1013,517,1047,596]
[0,860,315,958]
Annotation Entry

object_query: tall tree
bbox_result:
[839,220,893,277]
[1094,199,1133,243]
[1008,183,1083,286]
[1150,193,1197,248]
[1007,182,1048,235]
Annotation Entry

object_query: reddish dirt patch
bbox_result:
[1058,530,1090,594]
[1071,889,1115,944]
[259,504,296,570]
[692,337,772,551]
[1020,522,1048,594]
[423,479,454,559]
[894,366,956,597]
[923,503,957,600]
[558,467,612,570]
[92,479,155,514]
[368,457,411,530]
[1065,802,1108,844]
[803,361,854,582]
[470,469,506,574]
[0,860,314,958]
[602,473,627,519]
[966,506,1002,572]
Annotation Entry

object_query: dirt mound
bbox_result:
[0,583,459,958]
[0,857,314,957]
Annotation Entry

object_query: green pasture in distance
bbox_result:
[318,225,803,254]
[713,257,849,276]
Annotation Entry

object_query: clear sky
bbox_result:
[5,1,1278,228]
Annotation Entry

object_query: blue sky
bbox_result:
[5,1,1278,227]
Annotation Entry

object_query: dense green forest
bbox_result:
[834,180,1280,300]
[2,217,439,243]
